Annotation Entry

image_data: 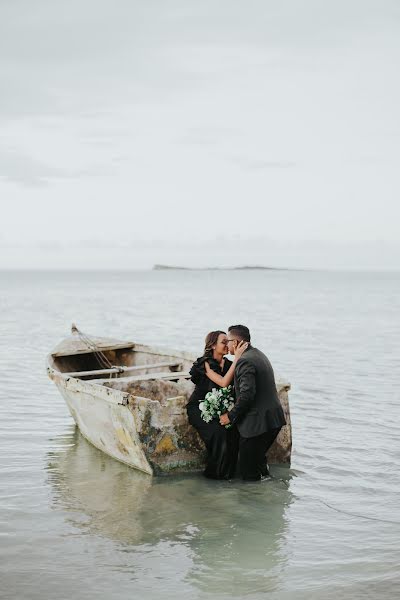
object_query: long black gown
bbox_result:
[186,356,239,479]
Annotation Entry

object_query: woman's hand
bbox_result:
[204,342,247,388]
[234,340,249,361]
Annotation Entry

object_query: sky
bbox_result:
[1,0,399,269]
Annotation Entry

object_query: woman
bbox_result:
[186,330,248,479]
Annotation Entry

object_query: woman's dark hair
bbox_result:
[204,330,226,357]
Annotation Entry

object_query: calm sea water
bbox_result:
[0,269,399,599]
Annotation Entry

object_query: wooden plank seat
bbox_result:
[116,371,191,383]
[89,371,192,386]
[63,361,184,379]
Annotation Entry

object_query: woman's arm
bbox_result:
[204,341,248,387]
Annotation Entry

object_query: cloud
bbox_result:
[0,150,64,187]
[0,150,116,187]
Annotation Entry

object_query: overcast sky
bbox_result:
[1,0,399,269]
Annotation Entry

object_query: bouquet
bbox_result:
[199,385,235,428]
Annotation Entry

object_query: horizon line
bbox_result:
[1,266,399,273]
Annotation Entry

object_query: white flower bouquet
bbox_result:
[199,385,235,428]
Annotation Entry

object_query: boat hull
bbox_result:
[49,368,291,476]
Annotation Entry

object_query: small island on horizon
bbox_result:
[153,264,292,271]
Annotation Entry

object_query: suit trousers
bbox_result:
[239,427,282,481]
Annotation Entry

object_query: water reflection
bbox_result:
[47,427,294,595]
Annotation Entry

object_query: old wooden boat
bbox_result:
[47,325,292,476]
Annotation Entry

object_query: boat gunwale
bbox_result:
[50,340,198,361]
[51,342,136,358]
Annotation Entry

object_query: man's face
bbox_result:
[226,335,239,355]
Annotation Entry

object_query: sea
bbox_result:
[0,269,399,599]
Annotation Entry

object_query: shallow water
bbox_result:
[1,269,399,599]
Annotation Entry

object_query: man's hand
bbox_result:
[220,413,230,426]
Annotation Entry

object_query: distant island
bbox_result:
[153,264,290,271]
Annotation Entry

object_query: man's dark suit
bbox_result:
[227,345,286,480]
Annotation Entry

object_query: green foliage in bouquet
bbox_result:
[199,385,235,428]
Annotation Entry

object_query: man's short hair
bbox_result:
[228,324,251,343]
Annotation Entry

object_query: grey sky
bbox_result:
[1,0,399,269]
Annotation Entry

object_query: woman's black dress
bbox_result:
[186,356,239,479]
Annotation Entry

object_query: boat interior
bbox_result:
[50,345,193,401]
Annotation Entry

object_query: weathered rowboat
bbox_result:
[47,325,292,476]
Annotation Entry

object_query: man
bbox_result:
[219,325,286,481]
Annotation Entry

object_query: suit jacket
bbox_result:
[228,346,286,438]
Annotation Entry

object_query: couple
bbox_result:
[186,325,286,481]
